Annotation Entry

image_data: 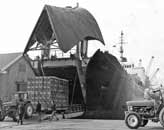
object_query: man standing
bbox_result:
[50,101,59,121]
[36,101,41,121]
[17,99,24,125]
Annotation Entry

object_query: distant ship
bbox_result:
[83,31,147,119]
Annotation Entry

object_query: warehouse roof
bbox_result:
[24,4,104,53]
[0,52,22,72]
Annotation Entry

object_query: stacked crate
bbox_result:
[27,76,69,111]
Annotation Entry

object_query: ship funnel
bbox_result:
[138,59,142,67]
[76,2,79,8]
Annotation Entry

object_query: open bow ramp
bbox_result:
[24,5,104,54]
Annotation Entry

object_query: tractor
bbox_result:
[125,87,164,129]
[0,91,33,121]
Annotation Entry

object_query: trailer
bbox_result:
[27,76,69,112]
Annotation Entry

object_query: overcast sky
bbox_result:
[0,0,164,83]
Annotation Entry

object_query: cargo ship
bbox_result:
[23,5,104,117]
[23,5,148,119]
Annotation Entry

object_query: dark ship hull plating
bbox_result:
[83,49,144,119]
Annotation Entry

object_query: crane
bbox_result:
[145,56,154,77]
[150,68,160,83]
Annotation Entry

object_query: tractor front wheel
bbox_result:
[125,112,141,129]
[0,111,5,121]
[140,119,148,127]
[12,111,18,122]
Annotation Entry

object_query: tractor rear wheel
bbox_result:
[159,107,164,127]
[24,103,33,118]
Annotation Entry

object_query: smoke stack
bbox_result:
[138,59,142,67]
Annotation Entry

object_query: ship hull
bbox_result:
[83,49,144,119]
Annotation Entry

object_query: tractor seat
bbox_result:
[126,100,155,107]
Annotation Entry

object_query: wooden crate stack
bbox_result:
[27,76,69,110]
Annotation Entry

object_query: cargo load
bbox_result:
[27,76,69,111]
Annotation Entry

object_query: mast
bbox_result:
[119,31,127,62]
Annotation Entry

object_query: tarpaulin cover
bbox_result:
[24,5,104,53]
